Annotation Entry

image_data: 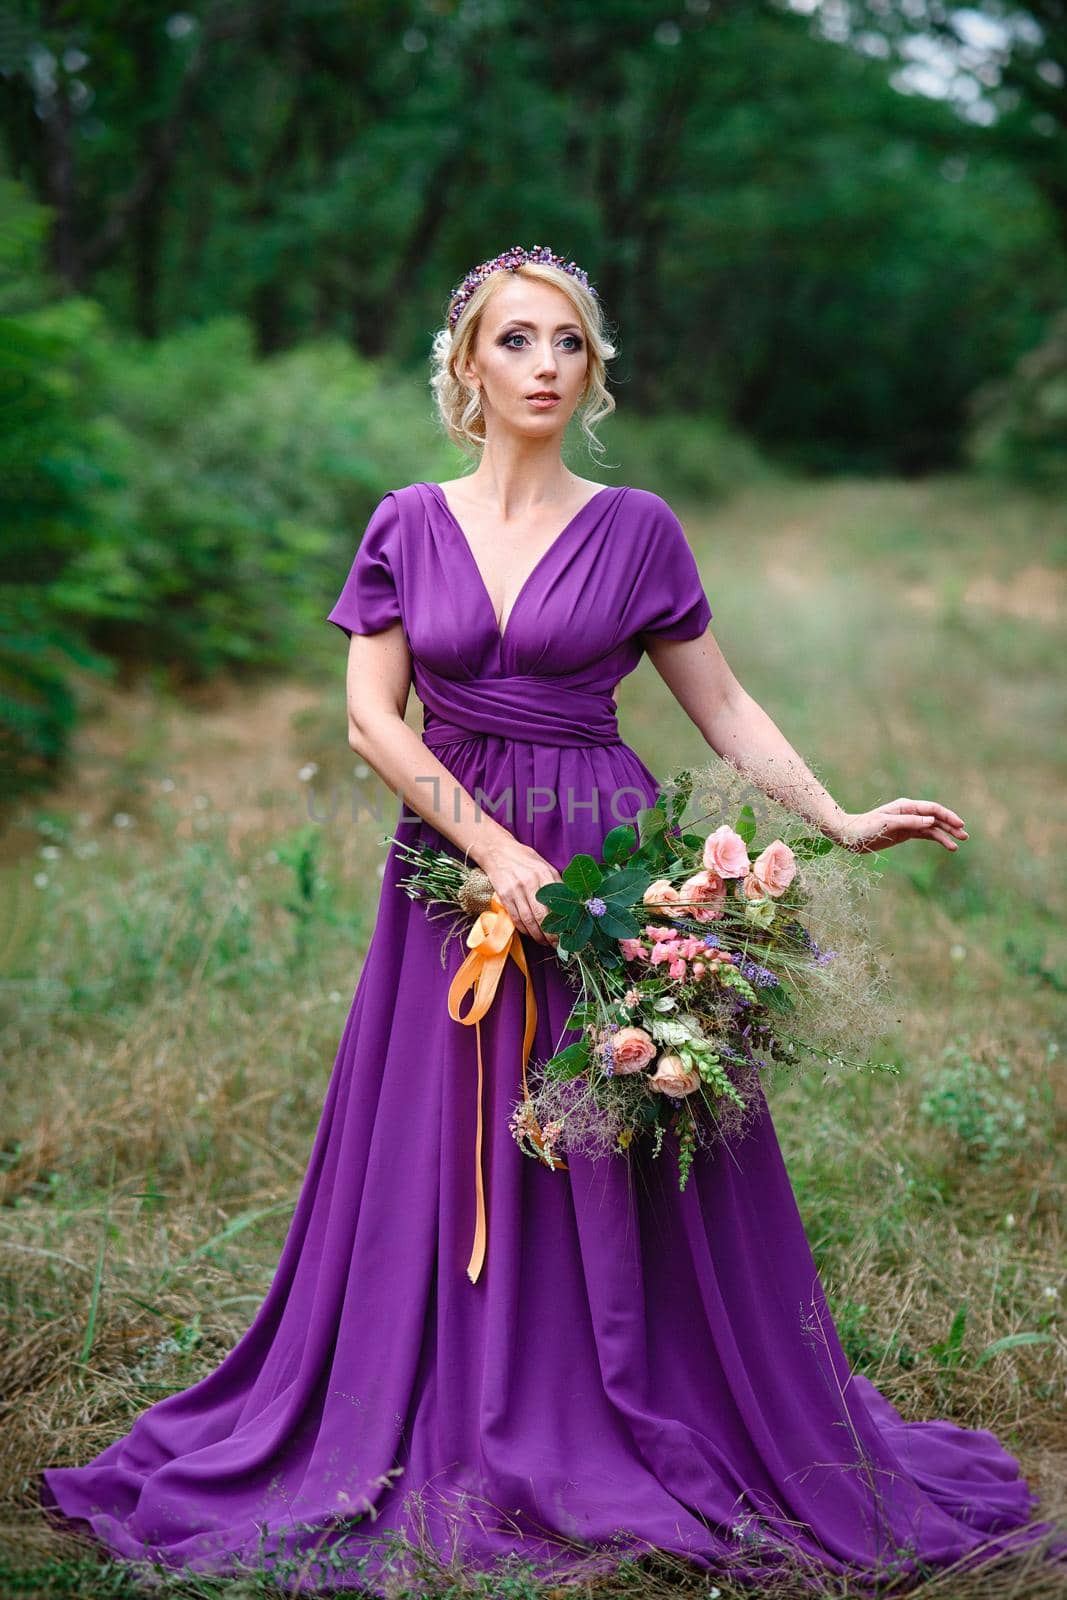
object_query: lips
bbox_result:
[527,391,560,400]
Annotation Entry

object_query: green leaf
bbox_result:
[734,803,758,845]
[594,906,641,939]
[536,881,581,908]
[786,832,835,858]
[561,854,603,895]
[601,865,652,900]
[601,823,638,865]
[636,804,668,846]
[544,1040,590,1080]
[974,1332,1054,1368]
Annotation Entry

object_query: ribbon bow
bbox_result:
[447,891,567,1283]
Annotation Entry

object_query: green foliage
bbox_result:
[3,5,1064,476]
[50,318,443,682]
[967,307,1067,489]
[918,1040,1042,1168]
[576,408,777,501]
[0,181,114,802]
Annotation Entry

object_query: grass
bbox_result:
[0,470,1064,1597]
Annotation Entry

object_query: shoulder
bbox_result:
[617,486,692,547]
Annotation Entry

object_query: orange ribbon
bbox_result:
[447,891,567,1283]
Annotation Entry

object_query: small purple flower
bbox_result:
[585,896,607,916]
[702,934,721,949]
[739,958,779,988]
[815,948,837,965]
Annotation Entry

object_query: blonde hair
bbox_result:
[429,261,617,461]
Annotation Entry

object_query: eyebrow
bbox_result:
[499,319,582,333]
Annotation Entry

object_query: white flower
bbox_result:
[1004,1212,1016,1228]
[352,761,370,779]
[159,777,175,792]
[950,943,966,961]
[33,872,49,889]
[298,762,318,782]
[328,990,342,1004]
[39,845,61,860]
[111,812,134,828]
[1043,1285,1059,1300]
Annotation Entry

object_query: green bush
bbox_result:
[966,307,1067,489]
[918,1039,1042,1168]
[0,181,114,802]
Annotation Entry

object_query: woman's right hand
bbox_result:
[478,837,563,947]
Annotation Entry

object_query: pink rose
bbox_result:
[702,825,751,879]
[668,957,687,979]
[648,1053,701,1097]
[643,878,681,907]
[610,1026,657,1074]
[692,961,706,979]
[619,938,649,961]
[750,839,796,898]
[678,870,727,923]
[742,872,768,901]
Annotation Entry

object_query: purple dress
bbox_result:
[40,482,1065,1593]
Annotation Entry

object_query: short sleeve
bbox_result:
[638,500,713,642]
[326,492,402,637]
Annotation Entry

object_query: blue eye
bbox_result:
[501,332,584,350]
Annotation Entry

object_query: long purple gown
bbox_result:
[41,482,1065,1594]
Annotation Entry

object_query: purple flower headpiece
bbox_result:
[447,243,598,332]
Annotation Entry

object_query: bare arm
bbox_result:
[342,623,560,944]
[643,628,968,854]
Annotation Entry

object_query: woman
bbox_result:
[41,245,1064,1594]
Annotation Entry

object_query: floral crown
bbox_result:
[447,243,598,332]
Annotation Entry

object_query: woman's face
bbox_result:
[462,275,589,438]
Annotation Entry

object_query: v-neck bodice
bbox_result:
[327,480,714,710]
[422,481,618,645]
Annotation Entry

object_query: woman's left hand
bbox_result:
[832,799,968,854]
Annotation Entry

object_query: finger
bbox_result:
[895,798,966,830]
[885,812,938,831]
[921,825,960,849]
[519,889,550,944]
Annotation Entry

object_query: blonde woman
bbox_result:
[42,246,1064,1595]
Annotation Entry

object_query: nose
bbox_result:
[534,343,558,377]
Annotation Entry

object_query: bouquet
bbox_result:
[386,767,899,1194]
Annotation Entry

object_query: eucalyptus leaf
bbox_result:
[601,823,638,865]
[561,854,603,895]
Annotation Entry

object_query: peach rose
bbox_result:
[702,825,751,880]
[678,870,727,923]
[648,1053,701,1097]
[610,1026,657,1074]
[750,839,797,898]
[643,878,681,907]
